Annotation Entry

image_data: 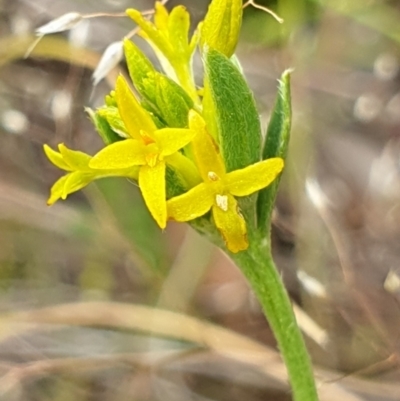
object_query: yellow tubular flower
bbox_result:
[167,111,284,253]
[89,75,198,229]
[44,144,138,205]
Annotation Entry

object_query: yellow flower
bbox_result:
[89,75,199,229]
[167,112,284,253]
[44,143,138,205]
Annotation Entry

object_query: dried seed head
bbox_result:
[35,12,83,35]
[92,41,124,86]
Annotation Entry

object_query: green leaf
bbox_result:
[124,39,157,102]
[257,70,292,234]
[165,165,187,199]
[154,74,193,128]
[140,99,168,128]
[124,39,193,128]
[204,48,261,172]
[98,106,128,138]
[86,108,123,145]
[105,91,117,107]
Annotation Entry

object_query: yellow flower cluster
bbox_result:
[44,1,284,253]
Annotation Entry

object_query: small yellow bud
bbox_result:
[200,0,242,57]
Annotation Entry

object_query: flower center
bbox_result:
[140,130,155,146]
[144,142,161,167]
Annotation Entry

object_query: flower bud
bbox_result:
[200,0,242,57]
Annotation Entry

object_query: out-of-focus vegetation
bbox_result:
[0,0,400,400]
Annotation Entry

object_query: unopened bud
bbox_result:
[200,0,242,57]
[36,12,82,35]
[92,41,124,86]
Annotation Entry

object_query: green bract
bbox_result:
[257,70,292,235]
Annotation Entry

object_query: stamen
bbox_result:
[208,171,219,181]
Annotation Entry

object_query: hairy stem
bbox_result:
[231,242,319,401]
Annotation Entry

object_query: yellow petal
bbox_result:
[47,168,140,205]
[167,183,213,222]
[168,6,190,56]
[89,139,146,169]
[126,9,168,57]
[165,152,201,188]
[138,162,167,229]
[225,158,284,197]
[188,110,225,180]
[155,127,196,156]
[43,144,71,171]
[154,1,169,32]
[212,194,248,253]
[47,174,69,205]
[62,171,96,199]
[58,144,92,170]
[115,75,157,139]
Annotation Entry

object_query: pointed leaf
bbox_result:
[86,108,123,145]
[204,48,261,172]
[124,39,157,102]
[154,73,193,127]
[257,70,292,234]
[165,165,188,199]
[97,106,128,138]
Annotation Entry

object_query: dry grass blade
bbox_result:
[0,302,383,401]
[0,34,120,86]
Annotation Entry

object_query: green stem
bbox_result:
[231,242,319,401]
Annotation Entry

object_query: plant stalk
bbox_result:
[231,242,319,401]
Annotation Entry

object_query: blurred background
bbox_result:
[0,0,400,400]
